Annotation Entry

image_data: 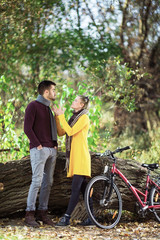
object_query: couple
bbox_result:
[24,80,92,227]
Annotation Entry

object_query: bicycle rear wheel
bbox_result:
[149,186,160,222]
[84,175,122,229]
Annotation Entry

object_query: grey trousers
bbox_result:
[26,147,57,211]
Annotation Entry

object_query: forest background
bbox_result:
[0,0,160,165]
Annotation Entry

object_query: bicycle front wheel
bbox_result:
[84,175,122,229]
[149,186,160,222]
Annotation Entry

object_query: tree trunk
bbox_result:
[0,152,149,219]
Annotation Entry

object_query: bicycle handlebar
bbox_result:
[112,146,130,154]
[101,146,130,157]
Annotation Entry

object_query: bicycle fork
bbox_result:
[100,174,114,206]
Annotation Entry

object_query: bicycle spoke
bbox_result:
[150,186,160,222]
[85,176,122,229]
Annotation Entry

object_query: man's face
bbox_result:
[45,85,56,101]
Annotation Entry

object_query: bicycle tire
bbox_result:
[149,186,160,222]
[84,175,122,229]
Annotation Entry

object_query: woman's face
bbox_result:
[71,96,84,112]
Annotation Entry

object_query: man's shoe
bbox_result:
[78,218,94,226]
[24,211,39,227]
[36,210,54,227]
[55,214,70,227]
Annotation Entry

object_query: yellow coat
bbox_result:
[55,114,91,178]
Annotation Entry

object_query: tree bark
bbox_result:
[0,152,149,219]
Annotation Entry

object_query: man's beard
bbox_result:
[48,94,55,101]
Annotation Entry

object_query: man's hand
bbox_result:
[37,145,43,150]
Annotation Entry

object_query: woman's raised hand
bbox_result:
[52,105,65,116]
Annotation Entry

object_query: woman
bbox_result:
[53,95,93,226]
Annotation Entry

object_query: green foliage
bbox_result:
[84,57,140,112]
[0,99,29,162]
[99,126,160,165]
[0,76,29,162]
[137,128,160,164]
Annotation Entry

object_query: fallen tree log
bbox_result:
[0,152,152,219]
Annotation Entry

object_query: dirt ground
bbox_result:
[0,215,160,240]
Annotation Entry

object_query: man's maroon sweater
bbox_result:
[24,101,57,149]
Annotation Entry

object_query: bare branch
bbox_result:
[138,0,152,61]
[119,0,131,63]
[83,0,104,41]
[120,0,130,47]
[0,148,20,153]
[76,0,81,29]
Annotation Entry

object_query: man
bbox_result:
[24,80,57,227]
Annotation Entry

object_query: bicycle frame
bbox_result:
[111,162,160,210]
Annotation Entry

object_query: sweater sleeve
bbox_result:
[55,115,66,136]
[58,114,89,137]
[24,102,41,147]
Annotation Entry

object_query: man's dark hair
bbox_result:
[38,80,56,95]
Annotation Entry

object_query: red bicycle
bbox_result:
[84,146,160,229]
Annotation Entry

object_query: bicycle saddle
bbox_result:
[142,163,159,170]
